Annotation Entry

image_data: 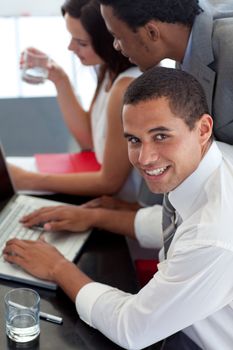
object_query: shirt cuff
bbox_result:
[134,204,163,249]
[75,282,114,327]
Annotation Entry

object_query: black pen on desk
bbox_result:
[39,311,63,325]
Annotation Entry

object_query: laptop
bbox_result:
[0,145,91,290]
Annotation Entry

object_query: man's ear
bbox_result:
[144,21,160,41]
[199,114,213,144]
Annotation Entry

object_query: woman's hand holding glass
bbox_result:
[20,47,68,86]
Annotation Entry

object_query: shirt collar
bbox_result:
[169,142,222,220]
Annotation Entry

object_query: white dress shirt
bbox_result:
[76,141,233,350]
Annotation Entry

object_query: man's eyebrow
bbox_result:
[123,132,134,138]
[148,126,173,133]
[123,127,173,139]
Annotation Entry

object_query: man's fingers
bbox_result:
[22,211,60,228]
[4,253,26,267]
[21,206,56,221]
[21,206,69,225]
[3,240,28,258]
[44,220,70,232]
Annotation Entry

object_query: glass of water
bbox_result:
[21,48,50,84]
[5,288,40,343]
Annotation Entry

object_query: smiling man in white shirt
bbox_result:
[4,67,233,350]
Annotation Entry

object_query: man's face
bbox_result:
[101,5,162,71]
[123,97,211,193]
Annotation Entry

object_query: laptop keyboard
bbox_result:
[0,196,89,263]
[0,200,42,260]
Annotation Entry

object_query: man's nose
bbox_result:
[138,143,159,166]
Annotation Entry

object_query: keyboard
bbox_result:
[0,195,90,262]
[0,199,42,259]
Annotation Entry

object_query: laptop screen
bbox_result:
[0,146,15,211]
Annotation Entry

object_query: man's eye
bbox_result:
[128,136,139,144]
[155,134,167,141]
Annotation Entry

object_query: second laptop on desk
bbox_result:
[0,145,91,290]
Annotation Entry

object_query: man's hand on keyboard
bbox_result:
[3,237,66,281]
[3,237,93,302]
[21,205,94,233]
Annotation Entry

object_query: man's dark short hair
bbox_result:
[99,0,203,30]
[123,67,210,131]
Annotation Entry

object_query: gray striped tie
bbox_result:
[162,193,181,258]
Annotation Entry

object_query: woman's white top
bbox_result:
[91,66,141,202]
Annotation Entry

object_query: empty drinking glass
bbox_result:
[5,288,40,343]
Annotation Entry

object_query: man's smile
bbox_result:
[143,165,170,177]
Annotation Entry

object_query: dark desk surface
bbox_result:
[0,230,142,350]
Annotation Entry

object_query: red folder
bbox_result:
[135,259,159,287]
[35,151,101,174]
